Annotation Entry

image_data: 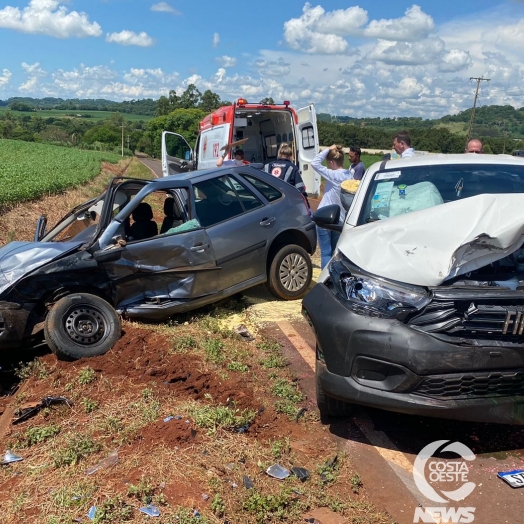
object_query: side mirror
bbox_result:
[93,236,125,263]
[34,215,47,242]
[93,245,123,263]
[312,205,343,232]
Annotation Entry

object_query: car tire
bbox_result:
[44,293,121,360]
[316,374,353,418]
[266,244,312,300]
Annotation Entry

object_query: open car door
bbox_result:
[161,131,194,176]
[95,180,219,320]
[296,104,320,197]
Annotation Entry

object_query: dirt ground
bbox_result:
[0,159,393,523]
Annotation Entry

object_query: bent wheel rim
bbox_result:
[63,305,108,346]
[279,253,309,292]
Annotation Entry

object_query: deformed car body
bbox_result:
[302,154,524,424]
[0,164,316,360]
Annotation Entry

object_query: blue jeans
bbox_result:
[317,226,341,269]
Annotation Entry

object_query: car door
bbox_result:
[95,181,219,314]
[192,172,278,291]
[296,104,320,197]
[161,131,194,176]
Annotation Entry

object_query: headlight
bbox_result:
[328,252,430,319]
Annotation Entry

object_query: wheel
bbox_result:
[44,293,121,360]
[266,244,312,300]
[316,373,353,418]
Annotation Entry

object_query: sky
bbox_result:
[1,1,524,118]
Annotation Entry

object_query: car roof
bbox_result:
[141,164,294,193]
[374,153,524,171]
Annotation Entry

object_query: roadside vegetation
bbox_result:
[0,140,121,207]
[0,304,392,523]
[2,88,524,160]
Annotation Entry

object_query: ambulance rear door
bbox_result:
[296,104,320,197]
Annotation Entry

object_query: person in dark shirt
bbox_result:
[349,146,365,180]
[264,143,307,196]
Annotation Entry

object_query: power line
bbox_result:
[466,76,490,147]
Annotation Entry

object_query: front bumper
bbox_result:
[302,283,524,424]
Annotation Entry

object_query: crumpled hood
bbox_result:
[0,241,83,295]
[338,194,524,286]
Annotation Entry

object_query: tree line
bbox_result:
[1,88,524,157]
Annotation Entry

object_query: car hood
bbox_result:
[0,241,83,295]
[338,194,524,287]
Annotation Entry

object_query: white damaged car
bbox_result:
[303,153,524,424]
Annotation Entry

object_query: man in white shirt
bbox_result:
[393,131,415,158]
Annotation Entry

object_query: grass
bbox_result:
[0,139,122,207]
[0,170,390,524]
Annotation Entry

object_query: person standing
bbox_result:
[465,138,483,154]
[349,146,365,180]
[311,144,353,269]
[264,143,308,197]
[393,131,415,158]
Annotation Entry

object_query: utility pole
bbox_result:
[121,123,124,157]
[466,76,490,148]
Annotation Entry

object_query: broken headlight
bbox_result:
[328,251,430,319]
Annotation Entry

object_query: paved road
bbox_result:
[138,154,524,522]
[137,156,162,177]
[266,314,524,524]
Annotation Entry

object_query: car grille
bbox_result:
[413,371,524,398]
[408,296,524,341]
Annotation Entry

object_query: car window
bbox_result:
[121,189,192,242]
[227,175,263,211]
[240,174,283,202]
[193,175,245,227]
[359,163,524,225]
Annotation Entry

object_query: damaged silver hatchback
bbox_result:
[303,154,524,424]
[0,165,316,359]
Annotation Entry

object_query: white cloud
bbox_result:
[255,58,291,77]
[438,49,472,73]
[21,62,46,76]
[212,32,220,48]
[0,69,12,89]
[0,0,102,38]
[284,2,366,54]
[106,30,154,47]
[367,37,445,65]
[363,5,435,42]
[215,56,237,68]
[151,2,182,15]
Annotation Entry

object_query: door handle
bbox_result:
[260,217,276,227]
[190,243,209,253]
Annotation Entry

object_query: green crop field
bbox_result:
[0,139,121,207]
[0,107,153,123]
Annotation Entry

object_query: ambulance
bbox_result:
[161,98,321,196]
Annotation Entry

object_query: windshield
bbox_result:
[358,163,524,225]
[41,194,107,243]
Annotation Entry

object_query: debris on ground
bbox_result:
[498,469,524,488]
[85,449,119,475]
[0,450,23,464]
[266,463,291,480]
[12,396,73,425]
